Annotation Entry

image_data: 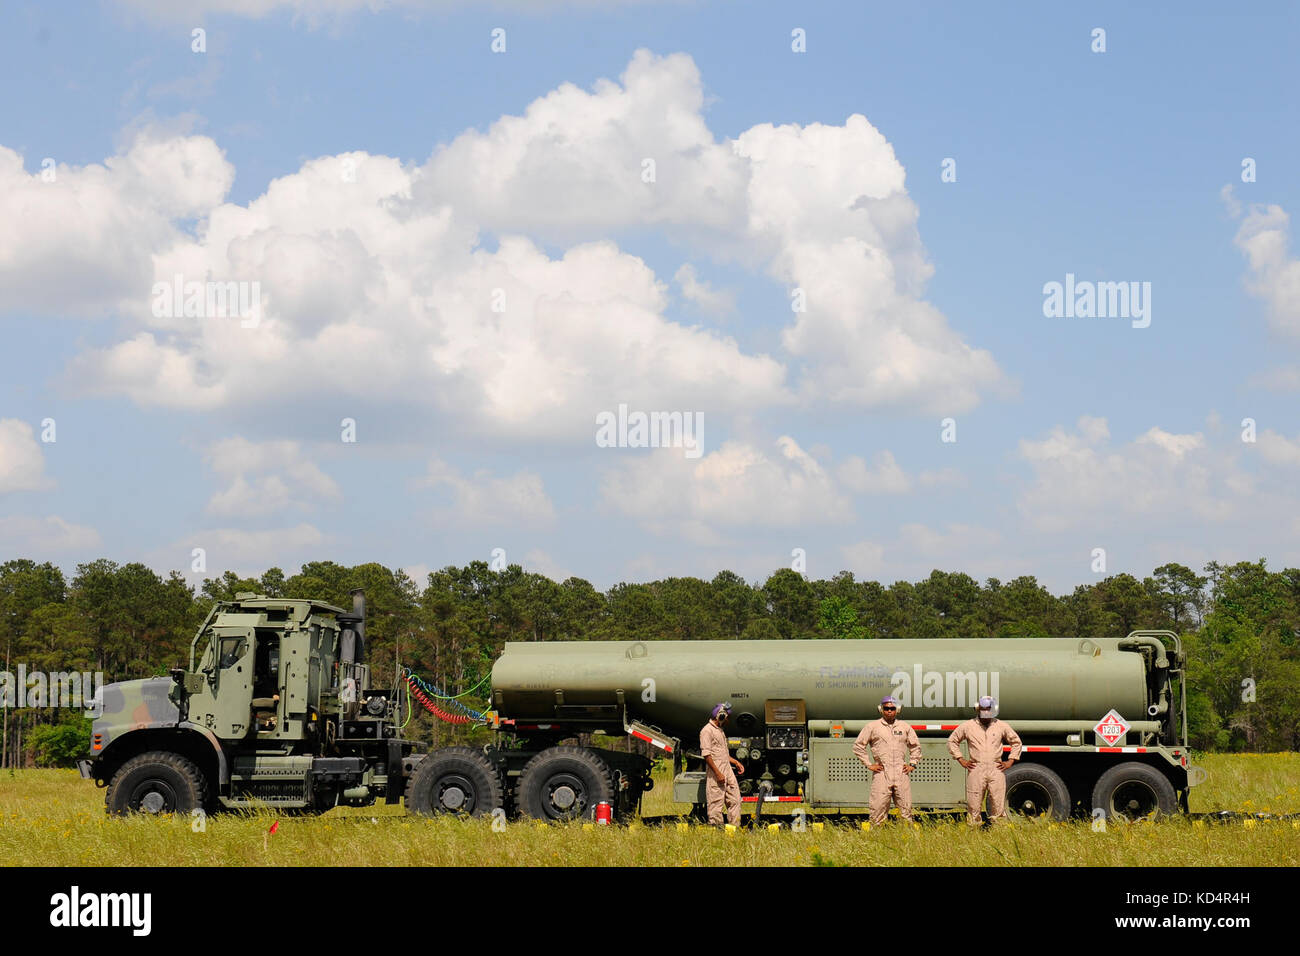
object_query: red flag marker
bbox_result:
[269,820,279,835]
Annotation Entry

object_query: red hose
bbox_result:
[406,677,473,724]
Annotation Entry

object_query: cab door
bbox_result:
[209,627,255,738]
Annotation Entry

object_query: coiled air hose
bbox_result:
[402,668,488,724]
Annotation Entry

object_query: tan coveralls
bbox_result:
[947,718,1023,826]
[700,720,740,826]
[853,717,922,824]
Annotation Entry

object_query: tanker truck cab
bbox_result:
[184,602,315,743]
[85,590,425,816]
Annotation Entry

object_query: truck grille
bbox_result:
[231,779,310,802]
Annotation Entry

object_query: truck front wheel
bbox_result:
[106,752,209,816]
[406,747,502,818]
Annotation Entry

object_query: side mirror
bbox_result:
[171,669,205,694]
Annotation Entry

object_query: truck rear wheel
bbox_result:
[406,747,502,818]
[1091,762,1177,821]
[1003,763,1070,821]
[106,751,209,816]
[517,746,614,823]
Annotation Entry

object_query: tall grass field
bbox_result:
[2,753,1296,867]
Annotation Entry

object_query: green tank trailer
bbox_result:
[492,632,1192,820]
[83,588,1189,823]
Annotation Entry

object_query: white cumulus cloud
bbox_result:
[0,419,51,493]
[600,436,852,543]
[0,51,1003,440]
[419,458,556,527]
[836,450,911,495]
[1257,429,1300,467]
[1229,194,1300,336]
[203,436,342,517]
[674,263,736,316]
[1017,417,1236,532]
[0,131,233,317]
[0,515,101,553]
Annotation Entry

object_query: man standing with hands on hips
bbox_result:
[700,702,744,827]
[947,695,1023,827]
[853,695,921,825]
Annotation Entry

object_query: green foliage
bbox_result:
[27,714,93,768]
[817,597,868,639]
[762,569,816,639]
[740,618,781,640]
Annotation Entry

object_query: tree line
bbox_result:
[1,557,1296,766]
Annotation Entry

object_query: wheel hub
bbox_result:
[1113,781,1157,819]
[1007,782,1050,817]
[434,773,477,812]
[140,791,166,813]
[551,785,577,810]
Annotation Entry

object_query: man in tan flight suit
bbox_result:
[947,695,1023,827]
[700,702,744,826]
[853,695,921,825]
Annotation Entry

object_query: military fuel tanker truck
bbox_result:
[83,590,1191,823]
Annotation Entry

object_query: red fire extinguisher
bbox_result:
[595,801,612,825]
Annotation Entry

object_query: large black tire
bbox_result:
[406,747,502,818]
[106,751,209,817]
[1091,762,1178,821]
[1003,763,1070,821]
[517,746,614,823]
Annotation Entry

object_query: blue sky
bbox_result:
[2,0,1299,592]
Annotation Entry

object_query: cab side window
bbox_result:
[218,637,247,669]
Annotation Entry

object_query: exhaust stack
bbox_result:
[351,588,366,663]
[339,588,367,665]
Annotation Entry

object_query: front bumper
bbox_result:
[77,759,94,780]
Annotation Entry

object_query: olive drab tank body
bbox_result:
[490,637,1154,739]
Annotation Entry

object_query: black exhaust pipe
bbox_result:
[339,588,367,666]
[350,588,366,664]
